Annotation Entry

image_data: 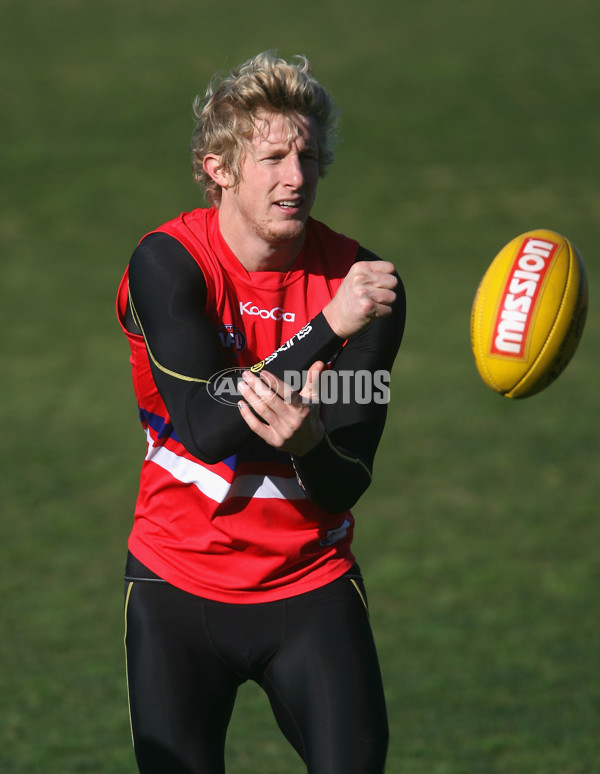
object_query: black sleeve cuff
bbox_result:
[254,312,345,381]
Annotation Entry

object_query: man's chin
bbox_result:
[260,220,306,246]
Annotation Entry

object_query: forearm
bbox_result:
[289,284,405,512]
[165,313,344,463]
[291,429,375,512]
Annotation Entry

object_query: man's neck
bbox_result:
[216,208,306,273]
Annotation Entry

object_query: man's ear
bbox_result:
[203,154,232,189]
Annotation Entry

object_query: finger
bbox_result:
[363,268,398,293]
[257,370,299,404]
[350,269,397,301]
[371,260,397,276]
[238,399,277,443]
[241,370,282,404]
[238,376,304,435]
[299,361,325,403]
[369,286,398,307]
[371,272,398,290]
[238,382,308,449]
[238,379,280,423]
[354,260,397,280]
[244,369,305,409]
[353,287,397,320]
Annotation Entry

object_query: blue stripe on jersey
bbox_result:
[138,408,178,441]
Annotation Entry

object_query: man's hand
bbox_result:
[322,260,398,339]
[238,361,325,455]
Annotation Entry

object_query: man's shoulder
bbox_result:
[307,219,388,265]
[152,206,214,238]
[136,206,218,265]
[306,217,362,266]
[307,216,357,247]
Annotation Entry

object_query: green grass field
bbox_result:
[2,0,599,771]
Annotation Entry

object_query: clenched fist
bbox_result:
[323,260,398,339]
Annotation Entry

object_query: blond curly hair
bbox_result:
[191,51,338,206]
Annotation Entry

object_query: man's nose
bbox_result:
[283,154,304,187]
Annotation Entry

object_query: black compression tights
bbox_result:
[124,559,388,774]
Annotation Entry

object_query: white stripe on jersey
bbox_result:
[144,430,306,504]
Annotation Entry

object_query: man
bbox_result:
[117,51,405,774]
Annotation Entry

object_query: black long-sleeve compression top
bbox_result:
[126,232,405,512]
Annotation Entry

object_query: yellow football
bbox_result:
[470,229,588,399]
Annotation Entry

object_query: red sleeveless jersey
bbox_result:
[117,207,360,602]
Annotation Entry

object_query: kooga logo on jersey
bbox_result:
[240,301,295,322]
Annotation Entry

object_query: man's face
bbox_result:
[228,111,320,248]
